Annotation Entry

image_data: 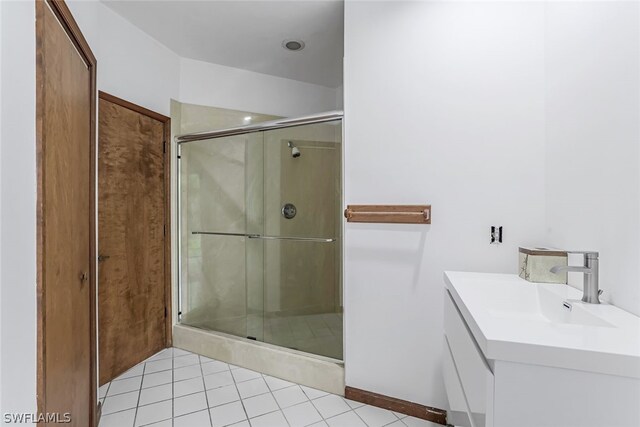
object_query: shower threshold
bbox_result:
[180,311,343,361]
[172,324,345,395]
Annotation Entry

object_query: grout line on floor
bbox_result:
[138,416,173,427]
[196,349,214,427]
[171,347,175,427]
[103,380,112,400]
[310,395,352,423]
[170,408,212,424]
[131,359,147,427]
[248,407,285,424]
[99,397,172,418]
[229,362,251,424]
[111,373,145,382]
[264,381,292,427]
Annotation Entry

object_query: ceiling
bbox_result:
[101,0,344,88]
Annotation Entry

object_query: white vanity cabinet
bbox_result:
[443,293,493,427]
[443,272,640,427]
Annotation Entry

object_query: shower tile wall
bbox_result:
[263,131,342,315]
[177,102,280,135]
[263,126,342,358]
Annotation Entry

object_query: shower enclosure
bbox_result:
[177,112,343,360]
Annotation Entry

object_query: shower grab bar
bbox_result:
[249,235,335,243]
[192,231,335,243]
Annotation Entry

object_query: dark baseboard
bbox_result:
[344,386,448,425]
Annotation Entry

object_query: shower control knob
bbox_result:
[282,203,297,219]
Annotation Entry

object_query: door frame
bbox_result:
[35,0,98,424]
[97,91,173,348]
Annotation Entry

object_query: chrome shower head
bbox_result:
[288,141,301,158]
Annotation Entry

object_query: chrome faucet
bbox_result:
[550,251,601,304]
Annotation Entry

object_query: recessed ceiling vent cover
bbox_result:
[282,39,305,52]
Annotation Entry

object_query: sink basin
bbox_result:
[489,286,615,328]
[444,271,640,379]
[444,271,640,427]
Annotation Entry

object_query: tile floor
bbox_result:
[98,348,438,427]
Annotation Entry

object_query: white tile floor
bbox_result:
[98,348,439,427]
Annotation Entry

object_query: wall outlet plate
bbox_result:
[490,226,503,244]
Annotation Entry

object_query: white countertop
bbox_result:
[444,271,640,379]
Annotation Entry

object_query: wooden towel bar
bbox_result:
[344,205,431,224]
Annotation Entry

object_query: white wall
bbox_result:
[0,0,180,417]
[0,0,3,416]
[179,58,339,117]
[344,0,640,409]
[545,1,640,316]
[0,0,37,419]
[344,1,547,407]
[2,0,635,418]
[68,0,340,118]
[68,0,180,116]
[0,0,335,419]
[96,3,180,116]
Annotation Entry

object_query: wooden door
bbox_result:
[36,0,97,425]
[98,92,171,385]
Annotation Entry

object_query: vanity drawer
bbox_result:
[443,336,473,427]
[444,291,494,427]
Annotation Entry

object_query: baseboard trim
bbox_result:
[344,386,447,425]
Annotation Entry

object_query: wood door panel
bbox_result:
[98,97,167,384]
[43,3,91,421]
[36,1,97,425]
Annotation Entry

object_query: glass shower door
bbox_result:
[179,132,265,342]
[261,121,343,359]
[179,118,343,360]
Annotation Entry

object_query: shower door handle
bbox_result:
[192,231,334,243]
[247,235,335,243]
